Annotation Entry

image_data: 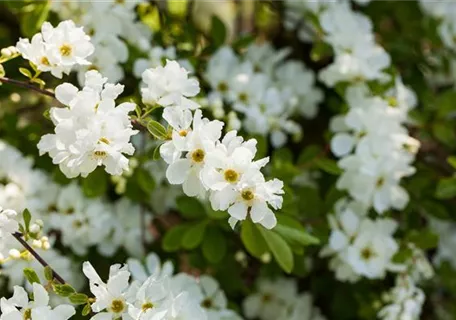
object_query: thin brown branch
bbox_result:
[0,77,56,99]
[12,232,66,284]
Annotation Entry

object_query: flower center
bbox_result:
[224,169,239,183]
[191,149,205,163]
[201,298,213,309]
[99,137,110,145]
[40,56,50,66]
[387,96,398,108]
[179,130,188,137]
[262,293,272,303]
[23,308,32,320]
[141,302,154,312]
[361,247,375,261]
[217,82,228,93]
[376,177,385,188]
[93,150,107,159]
[238,92,249,103]
[109,299,126,314]
[59,44,73,57]
[241,189,254,201]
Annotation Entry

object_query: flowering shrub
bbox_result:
[0,1,455,319]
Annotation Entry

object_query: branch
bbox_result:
[0,77,56,99]
[12,232,66,284]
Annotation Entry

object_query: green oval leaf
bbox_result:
[182,221,208,250]
[147,120,167,140]
[202,226,227,264]
[259,227,294,273]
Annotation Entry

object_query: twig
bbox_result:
[12,232,66,284]
[0,77,56,99]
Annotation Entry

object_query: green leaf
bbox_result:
[259,227,294,273]
[210,15,227,47]
[182,221,208,250]
[297,145,321,165]
[152,144,162,160]
[19,67,32,79]
[202,227,227,264]
[82,303,92,316]
[53,284,76,297]
[82,168,108,198]
[204,204,229,220]
[20,1,51,37]
[274,218,319,246]
[315,158,342,175]
[162,225,188,252]
[240,219,268,258]
[176,196,205,220]
[137,167,156,193]
[44,266,53,281]
[147,120,167,140]
[407,230,439,250]
[448,156,456,169]
[31,78,46,89]
[432,123,456,148]
[421,200,450,220]
[69,293,89,305]
[435,177,456,199]
[23,268,40,285]
[22,209,31,233]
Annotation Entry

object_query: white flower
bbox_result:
[220,174,284,230]
[38,70,138,178]
[0,207,19,238]
[165,110,224,198]
[127,253,174,283]
[243,278,298,320]
[378,276,425,320]
[141,60,200,109]
[16,20,94,78]
[127,275,171,320]
[0,284,75,320]
[83,261,131,319]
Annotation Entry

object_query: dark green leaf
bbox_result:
[202,226,227,264]
[182,221,208,250]
[315,158,342,175]
[21,1,51,37]
[210,16,227,47]
[176,196,205,220]
[137,167,156,193]
[407,230,439,250]
[275,217,319,246]
[162,225,188,252]
[82,168,108,198]
[259,227,294,273]
[435,177,456,199]
[240,219,268,258]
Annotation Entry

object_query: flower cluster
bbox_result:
[291,1,419,214]
[16,20,94,78]
[203,44,322,148]
[378,275,425,320]
[0,207,19,261]
[82,253,241,320]
[51,0,152,83]
[320,199,400,282]
[0,141,150,290]
[242,277,325,320]
[38,70,138,178]
[0,283,75,320]
[141,60,285,229]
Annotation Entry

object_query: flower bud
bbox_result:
[8,249,21,259]
[30,223,41,233]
